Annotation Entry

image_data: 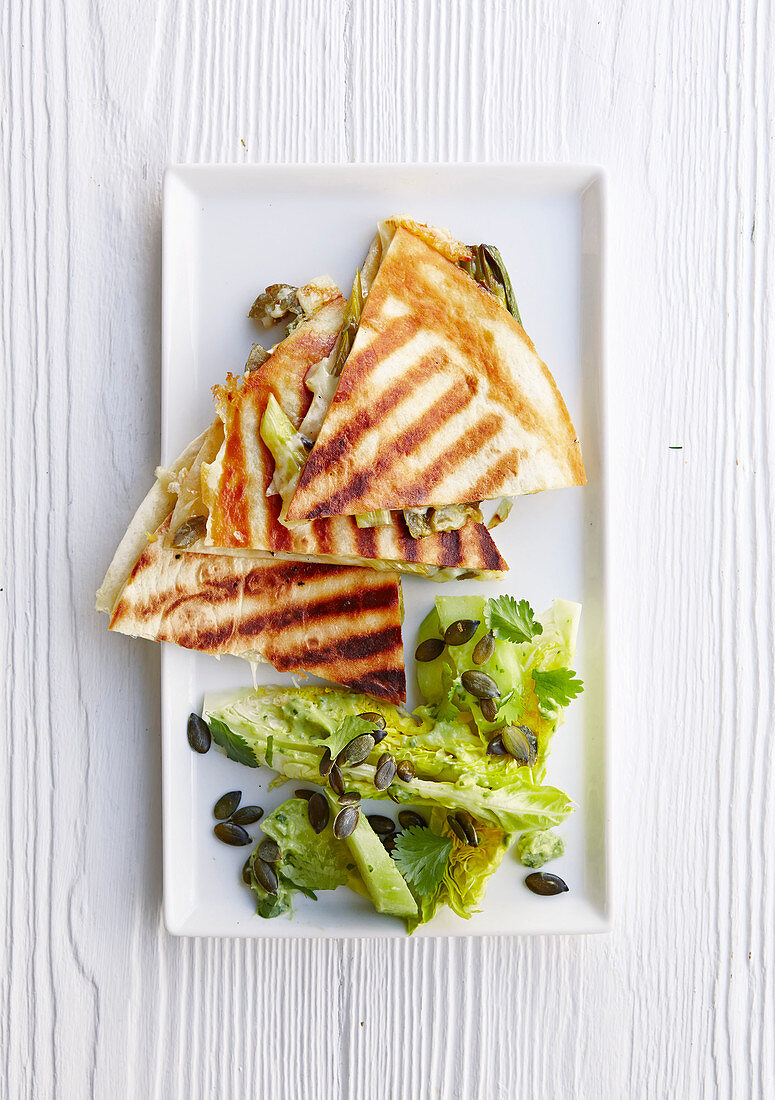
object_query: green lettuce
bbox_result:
[203,686,572,834]
[260,393,307,523]
[417,595,581,782]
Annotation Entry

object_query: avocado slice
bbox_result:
[415,606,448,703]
[326,795,417,918]
[434,593,486,632]
[416,596,489,705]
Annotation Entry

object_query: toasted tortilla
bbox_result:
[193,293,506,578]
[287,227,585,522]
[98,495,407,703]
[95,432,208,615]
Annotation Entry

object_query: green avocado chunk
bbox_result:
[516,829,565,869]
[327,795,417,918]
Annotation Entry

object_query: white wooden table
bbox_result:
[3,1,773,1096]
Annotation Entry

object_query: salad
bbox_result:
[198,593,583,932]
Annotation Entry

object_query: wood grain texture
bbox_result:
[2,0,773,1096]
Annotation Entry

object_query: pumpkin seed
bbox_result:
[398,810,426,830]
[367,814,396,836]
[241,858,253,886]
[386,789,402,803]
[382,835,397,854]
[396,759,415,782]
[444,619,480,646]
[171,515,207,549]
[480,697,498,723]
[187,713,211,754]
[328,763,345,796]
[461,670,500,700]
[525,872,569,896]
[333,805,360,839]
[358,712,386,730]
[230,805,263,826]
[245,343,270,372]
[446,815,469,845]
[374,753,397,791]
[486,734,508,757]
[318,747,333,777]
[294,788,314,800]
[501,725,538,767]
[213,822,252,846]
[307,792,329,834]
[213,790,241,820]
[338,791,361,806]
[336,732,375,768]
[371,726,388,745]
[415,637,445,663]
[253,858,279,895]
[472,630,495,665]
[256,837,281,863]
[249,283,301,327]
[455,810,478,847]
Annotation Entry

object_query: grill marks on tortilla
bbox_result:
[348,668,405,700]
[469,525,505,572]
[210,406,251,546]
[236,575,398,635]
[298,350,453,490]
[207,305,344,552]
[202,298,506,572]
[400,412,505,503]
[288,226,586,520]
[293,624,403,667]
[301,362,480,519]
[439,529,462,568]
[110,518,407,702]
[466,448,529,502]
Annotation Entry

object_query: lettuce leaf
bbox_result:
[420,597,582,781]
[204,686,572,834]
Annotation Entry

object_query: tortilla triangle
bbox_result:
[287,227,585,523]
[97,459,407,702]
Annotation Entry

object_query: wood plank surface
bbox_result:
[2,0,773,1096]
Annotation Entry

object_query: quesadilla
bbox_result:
[170,277,506,579]
[96,442,407,703]
[285,219,585,530]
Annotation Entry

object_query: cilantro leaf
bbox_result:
[531,668,584,717]
[488,596,544,644]
[208,716,260,768]
[391,827,452,898]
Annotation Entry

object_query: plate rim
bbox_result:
[160,161,611,938]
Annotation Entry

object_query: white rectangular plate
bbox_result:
[161,164,608,937]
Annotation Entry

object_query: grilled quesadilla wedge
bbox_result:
[96,446,407,702]
[171,278,506,579]
[286,221,585,526]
